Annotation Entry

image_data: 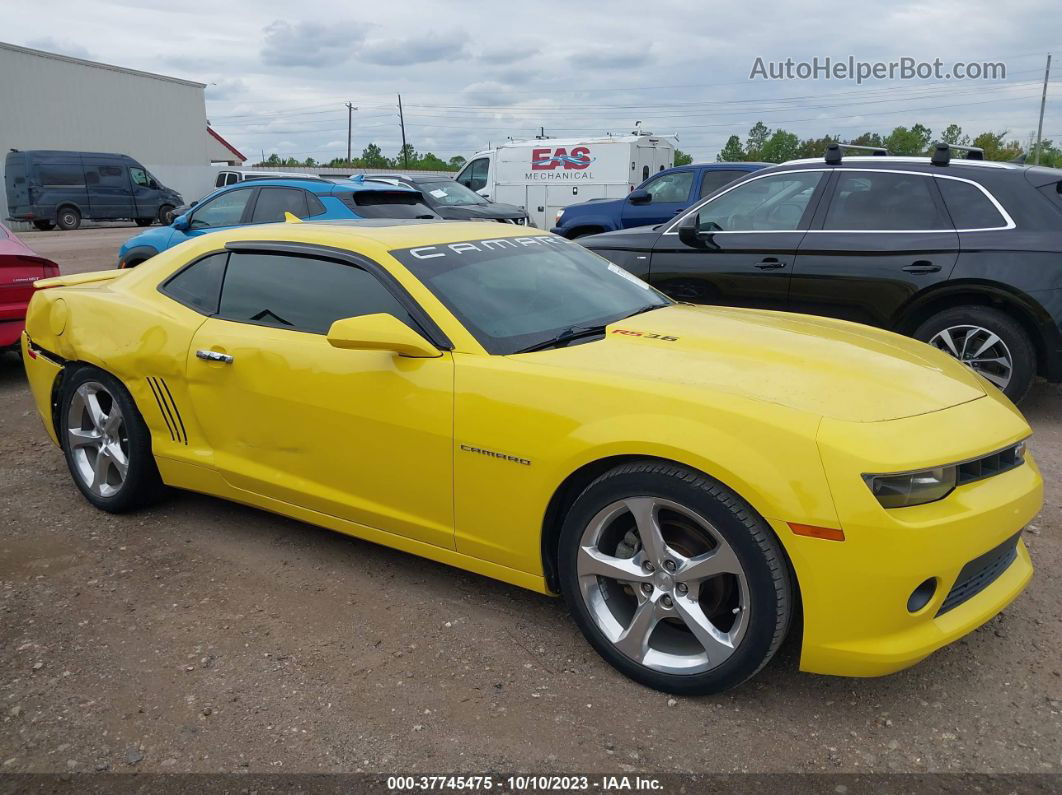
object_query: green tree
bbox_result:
[884,124,932,155]
[795,135,837,159]
[360,143,389,168]
[264,153,282,166]
[940,124,969,146]
[673,148,694,166]
[849,132,886,149]
[1029,139,1061,167]
[759,129,801,163]
[393,143,417,168]
[745,122,770,160]
[717,135,745,162]
[448,155,467,170]
[971,130,1024,161]
[417,152,451,170]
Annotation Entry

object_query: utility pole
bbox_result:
[1034,53,1052,166]
[397,93,408,169]
[345,102,357,164]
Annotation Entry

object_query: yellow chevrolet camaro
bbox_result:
[22,220,1042,694]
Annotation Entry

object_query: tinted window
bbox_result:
[938,178,1007,229]
[251,188,309,223]
[339,191,435,219]
[215,173,227,188]
[226,173,239,185]
[38,165,84,186]
[699,170,747,198]
[130,168,151,187]
[460,158,489,191]
[642,170,694,202]
[218,252,417,334]
[190,188,253,229]
[696,171,823,232]
[825,172,946,231]
[161,252,227,314]
[418,180,486,206]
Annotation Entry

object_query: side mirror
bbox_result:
[171,213,190,230]
[326,314,440,358]
[628,189,652,205]
[190,200,199,208]
[677,213,704,248]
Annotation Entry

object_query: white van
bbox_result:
[211,168,327,189]
[455,134,676,229]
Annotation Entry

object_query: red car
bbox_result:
[0,222,59,350]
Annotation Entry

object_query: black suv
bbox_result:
[578,143,1062,401]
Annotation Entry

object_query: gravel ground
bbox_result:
[1,228,1060,776]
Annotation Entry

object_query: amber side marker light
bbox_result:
[787,522,845,542]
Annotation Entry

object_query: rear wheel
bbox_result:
[135,218,153,227]
[56,206,81,230]
[558,460,792,695]
[914,306,1035,402]
[158,204,176,225]
[32,220,55,231]
[59,367,163,513]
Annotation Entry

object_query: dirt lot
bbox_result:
[1,227,1061,776]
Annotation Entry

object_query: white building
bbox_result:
[0,41,218,221]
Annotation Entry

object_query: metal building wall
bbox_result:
[0,42,213,222]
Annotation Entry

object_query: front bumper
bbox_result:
[785,393,1042,678]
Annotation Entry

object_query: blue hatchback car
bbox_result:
[117,177,437,268]
[551,162,769,238]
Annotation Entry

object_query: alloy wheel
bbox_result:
[576,496,750,675]
[66,382,129,498]
[928,324,1013,390]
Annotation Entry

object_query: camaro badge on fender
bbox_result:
[460,444,531,466]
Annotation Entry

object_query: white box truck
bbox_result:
[454,134,676,229]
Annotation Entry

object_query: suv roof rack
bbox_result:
[930,143,985,166]
[824,142,890,164]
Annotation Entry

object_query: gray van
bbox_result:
[4,150,183,230]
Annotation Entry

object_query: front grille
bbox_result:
[936,532,1021,616]
[956,442,1025,486]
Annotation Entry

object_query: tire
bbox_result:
[32,220,55,231]
[558,460,792,695]
[59,366,163,513]
[158,205,175,225]
[56,206,81,230]
[135,218,154,227]
[913,305,1035,402]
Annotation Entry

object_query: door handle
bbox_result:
[196,349,233,363]
[754,258,787,270]
[902,261,941,274]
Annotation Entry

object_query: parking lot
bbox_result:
[1,226,1060,775]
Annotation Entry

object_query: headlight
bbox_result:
[863,466,957,508]
[555,209,565,224]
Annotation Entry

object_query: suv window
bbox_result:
[190,188,253,229]
[699,169,747,198]
[937,178,1007,229]
[642,171,694,202]
[161,252,228,314]
[251,188,310,223]
[38,165,84,186]
[338,191,435,219]
[695,171,823,232]
[824,171,946,231]
[460,158,489,192]
[217,252,418,334]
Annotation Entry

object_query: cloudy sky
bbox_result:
[5,0,1061,163]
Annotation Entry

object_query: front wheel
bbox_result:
[158,205,176,225]
[914,306,1035,402]
[59,367,163,513]
[558,460,792,695]
[56,206,81,230]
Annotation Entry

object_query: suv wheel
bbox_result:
[914,306,1035,402]
[56,206,81,230]
[558,460,792,695]
[158,205,176,225]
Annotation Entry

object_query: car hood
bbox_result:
[515,304,987,422]
[435,203,525,221]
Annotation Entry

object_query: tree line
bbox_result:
[256,144,466,171]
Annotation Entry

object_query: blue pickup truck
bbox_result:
[550,162,768,238]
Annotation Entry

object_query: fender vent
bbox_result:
[147,376,187,445]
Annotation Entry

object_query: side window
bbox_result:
[38,165,85,186]
[641,170,694,202]
[460,158,489,191]
[642,165,650,182]
[824,172,946,231]
[130,168,151,187]
[250,188,310,223]
[306,192,326,215]
[217,252,418,334]
[695,171,823,232]
[226,173,240,185]
[160,252,228,314]
[699,170,747,198]
[937,178,1007,229]
[190,188,253,229]
[215,173,227,188]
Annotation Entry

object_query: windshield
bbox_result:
[391,235,669,354]
[418,180,488,206]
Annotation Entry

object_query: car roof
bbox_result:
[210,177,421,195]
[775,155,1024,172]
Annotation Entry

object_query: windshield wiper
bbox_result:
[513,323,609,354]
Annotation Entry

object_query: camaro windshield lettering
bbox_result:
[406,236,569,260]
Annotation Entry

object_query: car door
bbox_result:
[648,169,828,308]
[129,166,162,219]
[173,187,256,245]
[619,169,695,228]
[788,169,959,328]
[183,248,454,549]
[84,163,135,220]
[247,187,325,223]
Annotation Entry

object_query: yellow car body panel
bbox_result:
[21,220,1043,679]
